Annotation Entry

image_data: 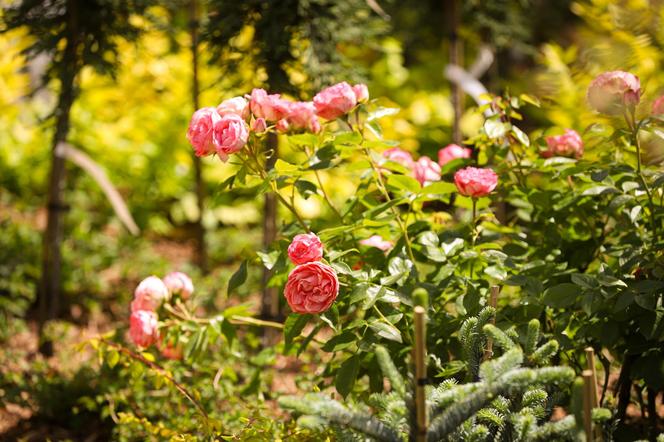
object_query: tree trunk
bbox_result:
[261,132,279,343]
[39,0,79,356]
[190,0,207,273]
[447,0,463,144]
[616,353,635,422]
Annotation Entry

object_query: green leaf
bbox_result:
[421,181,457,195]
[386,174,421,194]
[335,355,360,398]
[275,159,300,174]
[571,274,597,289]
[294,180,318,200]
[582,186,618,196]
[256,251,279,270]
[322,331,357,352]
[543,283,579,308]
[107,349,119,368]
[367,106,400,121]
[484,119,508,139]
[511,126,530,146]
[369,320,403,343]
[228,261,248,294]
[519,93,541,107]
[284,313,312,350]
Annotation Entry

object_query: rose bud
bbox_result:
[359,235,393,252]
[129,310,159,348]
[212,114,249,161]
[541,129,584,159]
[249,88,290,122]
[353,83,369,103]
[438,144,472,167]
[163,272,194,300]
[131,276,170,312]
[382,147,415,170]
[313,82,357,120]
[288,232,324,265]
[652,96,664,115]
[413,156,442,186]
[216,96,250,119]
[284,262,339,314]
[251,117,267,133]
[587,71,641,115]
[187,107,222,157]
[454,166,498,198]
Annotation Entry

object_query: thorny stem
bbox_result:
[99,339,209,422]
[241,146,310,232]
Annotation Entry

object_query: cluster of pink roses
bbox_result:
[187,82,369,162]
[129,272,194,359]
[382,143,472,186]
[284,233,339,314]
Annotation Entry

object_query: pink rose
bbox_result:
[438,144,472,167]
[652,96,664,115]
[382,147,415,170]
[163,272,194,300]
[587,71,641,115]
[353,84,369,103]
[454,166,498,198]
[249,88,289,121]
[542,129,584,159]
[212,114,249,161]
[413,156,442,186]
[251,117,267,133]
[288,232,324,265]
[276,118,290,133]
[129,310,159,348]
[187,107,222,157]
[313,82,357,120]
[359,235,393,252]
[131,276,170,312]
[284,262,339,314]
[283,101,320,132]
[216,96,249,119]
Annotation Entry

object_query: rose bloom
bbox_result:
[413,156,442,186]
[163,272,194,300]
[284,262,339,314]
[587,71,641,115]
[249,88,289,121]
[382,147,415,170]
[212,114,249,161]
[542,129,584,159]
[251,117,267,133]
[313,81,357,120]
[129,310,159,348]
[353,83,369,103]
[217,96,249,119]
[131,276,170,312]
[454,166,498,198]
[283,101,320,132]
[288,232,324,265]
[438,144,472,167]
[187,107,221,157]
[652,96,664,115]
[359,235,393,252]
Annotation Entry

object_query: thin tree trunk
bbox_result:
[39,0,79,356]
[647,388,658,442]
[190,0,207,272]
[261,132,279,343]
[447,0,463,144]
[616,353,635,422]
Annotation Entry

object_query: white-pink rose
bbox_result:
[413,156,441,186]
[212,114,249,161]
[313,82,357,120]
[287,232,324,265]
[382,147,415,170]
[438,144,472,167]
[359,235,393,252]
[187,107,222,157]
[129,310,159,348]
[249,88,289,121]
[587,71,641,115]
[163,271,194,300]
[284,262,339,314]
[353,84,369,103]
[131,276,170,312]
[283,101,320,132]
[454,167,498,198]
[217,96,249,119]
[542,129,584,159]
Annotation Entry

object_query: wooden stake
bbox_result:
[585,347,599,407]
[414,306,428,442]
[483,285,500,361]
[582,369,594,442]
